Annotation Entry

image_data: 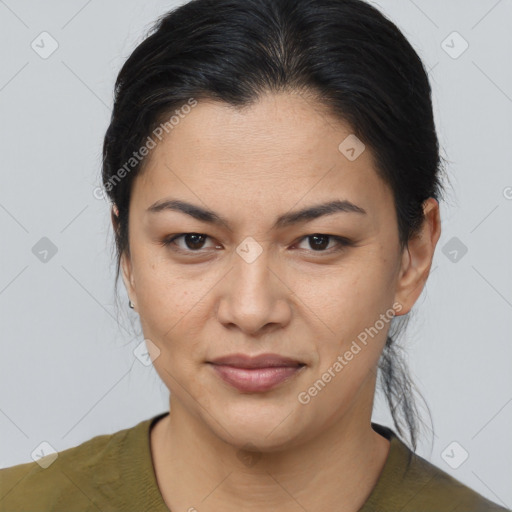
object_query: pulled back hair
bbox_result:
[102,0,446,453]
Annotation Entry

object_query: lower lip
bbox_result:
[209,364,305,393]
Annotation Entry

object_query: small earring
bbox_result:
[129,300,135,309]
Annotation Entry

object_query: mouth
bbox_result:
[207,353,306,393]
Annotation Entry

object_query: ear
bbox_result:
[111,204,137,308]
[120,251,136,309]
[394,197,441,316]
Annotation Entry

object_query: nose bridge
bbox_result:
[232,235,274,301]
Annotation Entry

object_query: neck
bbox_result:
[151,376,390,512]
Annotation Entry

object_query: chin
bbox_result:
[205,403,311,452]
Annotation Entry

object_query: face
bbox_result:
[119,91,437,451]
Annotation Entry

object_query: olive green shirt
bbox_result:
[1,412,509,511]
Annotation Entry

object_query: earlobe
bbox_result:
[394,198,441,316]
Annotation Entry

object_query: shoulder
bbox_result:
[402,451,509,511]
[364,424,511,512]
[0,419,140,512]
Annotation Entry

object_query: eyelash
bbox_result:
[160,233,352,256]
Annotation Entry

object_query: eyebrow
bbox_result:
[147,198,367,230]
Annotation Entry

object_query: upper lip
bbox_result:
[208,353,304,368]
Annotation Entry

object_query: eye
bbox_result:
[294,234,352,253]
[161,233,220,254]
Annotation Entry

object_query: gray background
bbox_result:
[1,0,511,507]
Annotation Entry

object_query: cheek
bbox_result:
[132,253,211,366]
[303,257,396,374]
[132,244,202,324]
[313,260,394,326]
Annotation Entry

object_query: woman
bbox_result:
[0,0,509,510]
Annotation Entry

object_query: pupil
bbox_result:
[186,233,205,249]
[311,235,328,251]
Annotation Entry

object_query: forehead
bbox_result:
[148,92,359,168]
[132,92,391,216]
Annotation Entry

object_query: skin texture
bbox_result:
[116,91,441,512]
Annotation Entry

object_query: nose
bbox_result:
[216,244,292,335]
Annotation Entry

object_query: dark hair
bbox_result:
[102,0,446,454]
